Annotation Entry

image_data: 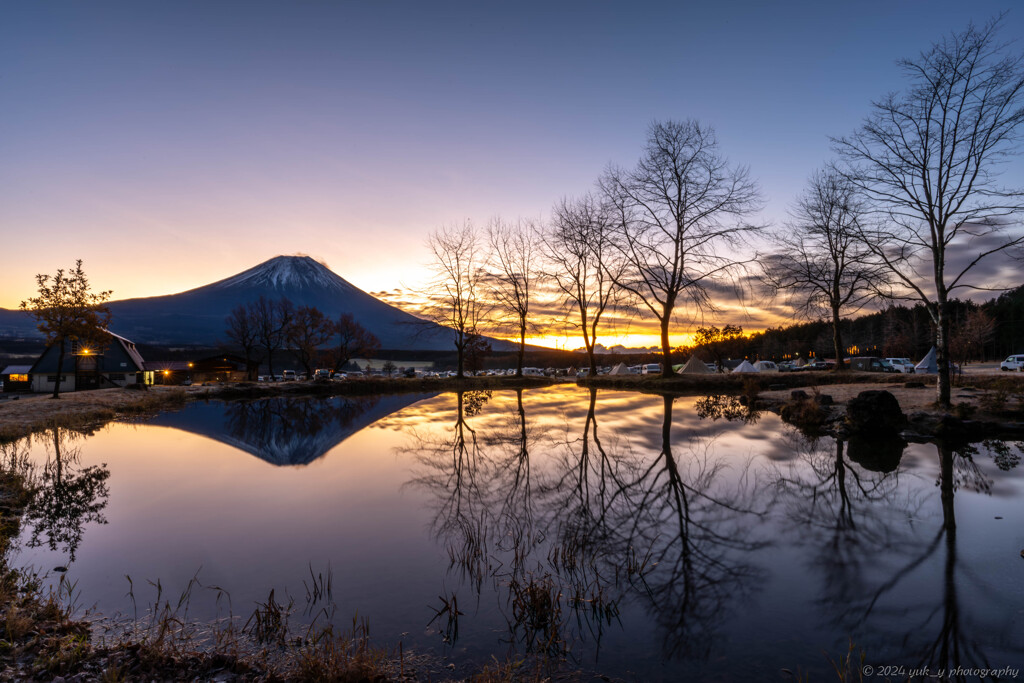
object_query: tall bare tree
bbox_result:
[834,17,1024,406]
[543,194,624,376]
[252,296,294,379]
[225,303,261,380]
[602,120,762,377]
[330,313,380,374]
[21,260,112,399]
[424,222,488,378]
[487,217,539,376]
[286,305,335,377]
[762,169,883,370]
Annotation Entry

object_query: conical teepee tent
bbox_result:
[731,360,758,373]
[915,347,938,374]
[609,362,630,376]
[680,355,713,374]
[793,357,807,367]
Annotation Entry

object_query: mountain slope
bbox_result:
[1,256,460,350]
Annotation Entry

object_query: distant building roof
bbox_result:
[0,365,32,375]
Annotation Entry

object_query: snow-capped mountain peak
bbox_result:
[213,255,355,293]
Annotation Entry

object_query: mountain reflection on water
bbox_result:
[8,386,1024,680]
[146,393,438,465]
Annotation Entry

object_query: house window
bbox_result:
[46,375,66,383]
[9,374,27,382]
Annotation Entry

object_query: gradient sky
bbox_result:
[2,1,1023,347]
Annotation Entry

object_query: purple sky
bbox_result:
[2,1,1022,345]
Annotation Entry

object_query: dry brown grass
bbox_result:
[0,387,187,445]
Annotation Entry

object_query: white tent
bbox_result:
[731,360,759,373]
[679,356,713,374]
[915,347,938,374]
[793,357,807,367]
[609,362,631,376]
[753,360,779,372]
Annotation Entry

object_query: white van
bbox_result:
[886,358,915,373]
[1000,355,1024,371]
[640,364,662,375]
[281,370,297,381]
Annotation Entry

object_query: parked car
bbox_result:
[886,357,915,373]
[313,369,331,380]
[281,370,296,381]
[850,357,898,373]
[805,360,833,371]
[640,363,662,375]
[1000,354,1024,371]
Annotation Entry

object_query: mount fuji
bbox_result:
[0,256,462,350]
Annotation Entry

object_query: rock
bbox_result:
[815,394,834,406]
[846,390,907,435]
[54,566,67,572]
[791,390,809,400]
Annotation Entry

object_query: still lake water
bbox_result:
[8,386,1024,680]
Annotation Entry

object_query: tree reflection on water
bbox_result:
[23,428,110,563]
[774,431,1024,678]
[406,389,768,664]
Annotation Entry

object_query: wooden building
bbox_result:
[28,332,153,392]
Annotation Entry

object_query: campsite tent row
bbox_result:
[625,349,942,376]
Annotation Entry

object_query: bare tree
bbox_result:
[762,169,883,370]
[225,304,261,380]
[602,120,762,377]
[423,222,488,378]
[542,194,625,376]
[286,305,335,377]
[20,260,112,399]
[487,217,539,377]
[330,313,380,374]
[252,296,294,379]
[834,17,1024,406]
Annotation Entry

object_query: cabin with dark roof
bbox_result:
[28,332,153,392]
[0,365,32,393]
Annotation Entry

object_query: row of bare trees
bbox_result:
[425,119,764,379]
[224,297,380,379]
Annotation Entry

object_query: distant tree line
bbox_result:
[224,297,380,379]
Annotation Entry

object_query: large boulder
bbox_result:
[846,390,906,436]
